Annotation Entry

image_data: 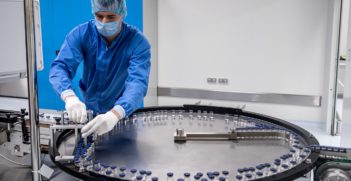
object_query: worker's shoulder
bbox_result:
[67,20,96,38]
[123,23,149,43]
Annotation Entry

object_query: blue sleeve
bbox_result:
[114,37,151,116]
[49,27,84,97]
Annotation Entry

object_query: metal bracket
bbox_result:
[50,110,93,162]
[174,128,291,143]
[174,128,237,142]
[49,124,84,162]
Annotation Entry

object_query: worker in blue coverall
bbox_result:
[49,0,151,138]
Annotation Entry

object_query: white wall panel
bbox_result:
[0,0,26,74]
[158,0,335,122]
[341,0,351,147]
[143,0,158,106]
[159,0,328,94]
[0,0,28,98]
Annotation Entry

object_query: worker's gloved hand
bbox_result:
[65,96,87,124]
[81,111,120,138]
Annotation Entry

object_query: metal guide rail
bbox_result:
[50,105,323,181]
[309,145,351,181]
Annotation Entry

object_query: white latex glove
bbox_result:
[81,111,120,138]
[65,96,87,124]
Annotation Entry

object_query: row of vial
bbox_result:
[130,110,259,128]
[234,136,310,181]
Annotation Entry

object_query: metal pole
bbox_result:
[24,0,41,180]
[331,0,343,136]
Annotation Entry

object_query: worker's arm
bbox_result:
[113,36,151,118]
[49,26,87,123]
[49,27,84,100]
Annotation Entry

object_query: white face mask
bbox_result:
[95,19,120,37]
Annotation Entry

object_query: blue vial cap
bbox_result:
[339,148,347,153]
[282,164,289,169]
[140,170,146,175]
[94,167,101,172]
[270,168,277,173]
[290,160,297,165]
[136,176,143,180]
[255,165,263,170]
[177,179,184,181]
[194,175,201,179]
[265,163,271,167]
[87,157,93,161]
[152,177,158,181]
[146,171,152,175]
[167,172,174,177]
[256,171,263,176]
[245,174,252,178]
[131,169,137,173]
[219,177,226,181]
[236,175,243,180]
[243,168,249,172]
[83,163,90,168]
[249,167,255,172]
[274,161,281,166]
[274,159,281,163]
[103,164,109,168]
[207,172,213,177]
[111,166,116,169]
[213,171,220,176]
[93,160,99,164]
[120,167,126,171]
[196,172,203,177]
[119,173,126,177]
[222,171,229,175]
[184,172,191,177]
[201,178,208,181]
[238,168,244,173]
[106,170,112,175]
[208,174,215,179]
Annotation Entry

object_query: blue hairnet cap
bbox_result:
[91,0,127,18]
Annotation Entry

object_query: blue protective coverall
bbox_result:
[49,20,151,116]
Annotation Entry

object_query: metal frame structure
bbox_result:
[24,0,41,180]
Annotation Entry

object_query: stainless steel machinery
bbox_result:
[47,105,351,181]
